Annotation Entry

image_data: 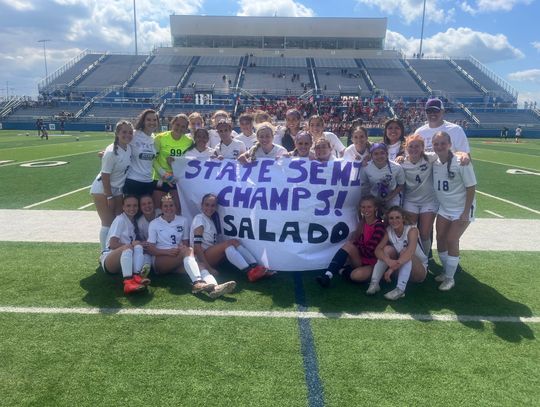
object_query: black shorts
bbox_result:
[123,178,155,197]
[153,180,176,193]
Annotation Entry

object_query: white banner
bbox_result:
[172,157,362,271]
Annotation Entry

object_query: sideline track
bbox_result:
[1,209,539,251]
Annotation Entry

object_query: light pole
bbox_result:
[38,39,51,85]
[418,0,427,58]
[133,0,138,55]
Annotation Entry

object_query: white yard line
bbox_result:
[24,186,91,209]
[477,190,540,215]
[484,210,504,218]
[78,202,95,210]
[0,306,538,323]
[0,150,101,167]
[473,158,539,172]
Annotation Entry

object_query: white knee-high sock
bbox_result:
[200,269,218,286]
[396,260,412,291]
[421,238,432,257]
[236,245,257,265]
[183,256,202,282]
[444,255,460,279]
[370,260,387,284]
[120,249,133,279]
[438,251,448,269]
[225,246,250,270]
[143,253,152,267]
[99,226,110,251]
[132,245,144,274]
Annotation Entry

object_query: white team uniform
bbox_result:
[251,144,288,159]
[99,213,136,268]
[387,225,428,269]
[342,144,370,163]
[209,129,239,148]
[190,213,217,250]
[313,132,345,157]
[147,215,190,249]
[400,152,439,214]
[236,132,257,149]
[126,130,156,182]
[387,142,403,161]
[90,143,132,196]
[360,160,405,207]
[136,215,152,241]
[214,138,246,159]
[415,121,470,153]
[433,155,477,221]
[184,146,216,160]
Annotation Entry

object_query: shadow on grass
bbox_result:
[300,262,535,343]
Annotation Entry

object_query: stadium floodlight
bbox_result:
[133,0,138,55]
[37,39,51,85]
[418,0,427,58]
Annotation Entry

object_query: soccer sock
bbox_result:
[143,254,152,268]
[340,265,353,281]
[325,248,349,278]
[236,245,257,265]
[438,251,448,269]
[444,255,460,279]
[99,226,110,251]
[396,260,412,291]
[225,246,250,270]
[421,238,432,257]
[132,244,144,274]
[200,269,218,286]
[370,260,387,284]
[183,255,202,283]
[120,249,133,279]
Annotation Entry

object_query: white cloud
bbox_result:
[386,28,524,62]
[532,41,540,52]
[508,69,540,83]
[237,0,315,17]
[461,0,532,14]
[0,0,34,11]
[356,0,454,24]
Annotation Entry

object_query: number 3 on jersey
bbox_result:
[170,235,177,245]
[437,180,449,191]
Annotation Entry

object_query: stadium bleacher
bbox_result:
[47,53,103,88]
[129,55,191,89]
[362,59,426,98]
[77,55,147,89]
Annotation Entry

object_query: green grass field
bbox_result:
[0,130,539,406]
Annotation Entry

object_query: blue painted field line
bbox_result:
[294,272,325,407]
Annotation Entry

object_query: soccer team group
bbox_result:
[92,97,476,300]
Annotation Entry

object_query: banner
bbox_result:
[173,157,362,271]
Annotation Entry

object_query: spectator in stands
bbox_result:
[123,109,159,197]
[415,98,470,155]
[214,119,246,160]
[383,118,406,161]
[91,120,134,251]
[307,115,346,157]
[238,122,287,163]
[343,124,371,163]
[184,128,215,160]
[153,114,194,214]
[276,109,303,152]
[236,113,257,149]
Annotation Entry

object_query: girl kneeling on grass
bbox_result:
[100,195,151,295]
[190,194,270,282]
[316,195,385,288]
[146,194,236,298]
[366,206,428,300]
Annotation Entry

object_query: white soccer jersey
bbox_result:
[387,142,402,161]
[401,153,438,204]
[184,146,215,160]
[415,120,470,153]
[252,144,288,159]
[387,225,428,267]
[342,144,370,163]
[236,132,257,149]
[95,143,132,189]
[432,155,477,213]
[360,161,405,202]
[126,130,156,182]
[209,129,239,148]
[136,215,151,241]
[147,215,190,250]
[106,213,136,249]
[190,213,217,250]
[214,138,246,159]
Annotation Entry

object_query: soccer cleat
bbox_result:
[247,265,267,282]
[384,287,405,301]
[140,264,151,278]
[132,274,151,286]
[123,278,146,294]
[438,278,455,291]
[316,274,331,288]
[208,281,237,299]
[192,280,214,294]
[434,273,447,282]
[366,282,380,295]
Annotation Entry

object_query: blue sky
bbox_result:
[0,0,538,104]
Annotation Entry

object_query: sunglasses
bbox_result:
[426,108,441,114]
